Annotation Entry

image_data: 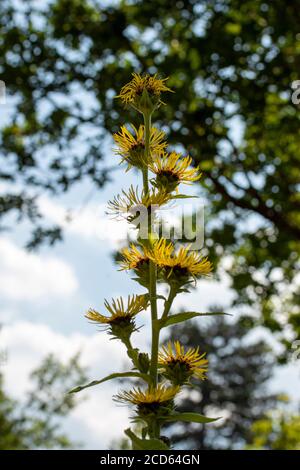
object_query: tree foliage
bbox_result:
[247,405,300,450]
[0,353,87,449]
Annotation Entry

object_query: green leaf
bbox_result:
[125,428,169,450]
[68,371,150,393]
[171,194,199,200]
[163,412,219,424]
[145,293,167,302]
[177,288,191,294]
[225,22,241,35]
[160,311,229,328]
[155,294,167,301]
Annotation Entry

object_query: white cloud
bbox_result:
[0,237,78,301]
[1,321,130,448]
[39,198,130,248]
[0,308,17,323]
[1,321,129,390]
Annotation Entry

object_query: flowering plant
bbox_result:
[70,74,222,450]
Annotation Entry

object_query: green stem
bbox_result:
[142,167,149,194]
[142,111,161,440]
[161,285,177,320]
[149,261,159,385]
[148,419,161,439]
[143,112,159,387]
[142,112,150,194]
[122,337,139,369]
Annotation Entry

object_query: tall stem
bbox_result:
[143,112,159,391]
[142,112,150,194]
[149,261,159,385]
[142,167,148,194]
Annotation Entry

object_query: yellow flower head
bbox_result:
[119,242,164,288]
[148,238,212,285]
[85,294,148,339]
[150,152,202,192]
[117,73,173,113]
[119,243,150,272]
[114,384,180,411]
[107,185,171,223]
[113,124,167,170]
[158,341,208,385]
[86,294,148,324]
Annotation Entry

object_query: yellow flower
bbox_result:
[107,185,171,222]
[148,238,212,284]
[150,152,201,192]
[114,384,180,407]
[113,124,166,169]
[158,341,208,384]
[119,243,164,288]
[85,295,149,332]
[116,73,173,113]
[119,243,150,272]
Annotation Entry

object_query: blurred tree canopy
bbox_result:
[0,0,299,345]
[0,353,86,449]
[163,317,282,449]
[247,407,300,450]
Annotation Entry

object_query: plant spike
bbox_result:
[77,73,219,450]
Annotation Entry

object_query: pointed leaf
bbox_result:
[160,311,229,328]
[144,293,167,302]
[163,412,219,424]
[125,428,169,450]
[156,294,167,301]
[69,371,150,394]
[171,194,198,200]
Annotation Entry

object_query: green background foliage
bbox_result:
[0,354,86,449]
